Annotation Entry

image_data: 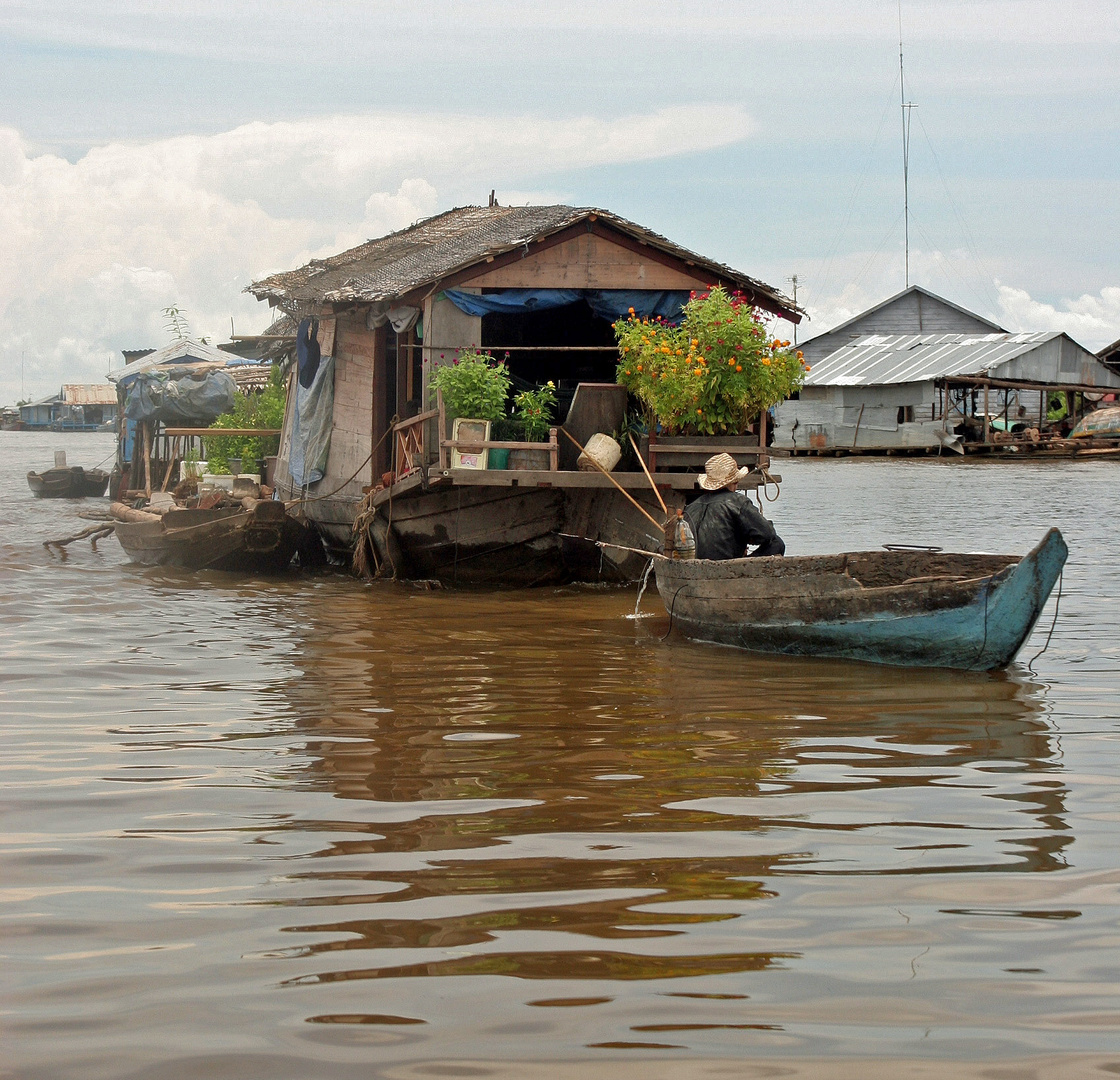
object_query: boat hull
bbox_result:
[366,481,675,587]
[114,503,302,573]
[27,467,110,498]
[654,528,1067,670]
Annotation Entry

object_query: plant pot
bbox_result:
[508,447,551,471]
[228,457,242,475]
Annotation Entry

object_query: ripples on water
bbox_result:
[3,432,1120,1078]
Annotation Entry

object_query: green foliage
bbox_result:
[430,349,511,422]
[513,381,557,443]
[614,286,807,435]
[205,364,286,473]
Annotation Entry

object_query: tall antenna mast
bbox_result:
[786,275,800,344]
[899,1,916,288]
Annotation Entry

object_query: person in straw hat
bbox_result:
[683,453,785,561]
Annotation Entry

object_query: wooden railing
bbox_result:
[391,408,439,482]
[440,428,559,471]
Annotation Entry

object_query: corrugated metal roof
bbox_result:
[108,338,238,384]
[804,332,1120,388]
[61,383,116,405]
[248,204,799,319]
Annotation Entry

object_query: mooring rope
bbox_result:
[1027,570,1064,673]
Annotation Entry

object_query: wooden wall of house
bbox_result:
[464,232,709,291]
[328,310,375,495]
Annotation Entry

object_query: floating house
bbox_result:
[248,202,800,583]
[773,329,1120,454]
[18,384,118,431]
[795,285,1004,367]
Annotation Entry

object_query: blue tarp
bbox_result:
[443,288,690,324]
[288,355,335,488]
[123,370,237,426]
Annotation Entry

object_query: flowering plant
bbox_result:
[514,381,557,442]
[614,287,807,435]
[430,349,511,422]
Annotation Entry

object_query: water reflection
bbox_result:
[262,583,1067,1011]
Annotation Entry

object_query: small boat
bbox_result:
[111,500,305,572]
[27,465,111,498]
[654,528,1067,670]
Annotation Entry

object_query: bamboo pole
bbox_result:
[628,433,668,515]
[143,423,152,496]
[560,428,664,533]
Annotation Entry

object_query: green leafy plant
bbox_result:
[614,287,807,435]
[514,381,557,443]
[430,349,511,422]
[206,364,286,473]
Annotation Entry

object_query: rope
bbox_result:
[660,583,689,641]
[1027,571,1063,673]
[758,466,781,503]
[292,414,399,506]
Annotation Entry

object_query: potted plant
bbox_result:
[614,286,806,434]
[509,381,557,470]
[430,349,512,469]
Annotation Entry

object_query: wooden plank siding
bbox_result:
[464,231,710,291]
[324,310,374,498]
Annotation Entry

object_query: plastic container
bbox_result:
[577,433,622,472]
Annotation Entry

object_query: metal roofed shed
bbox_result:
[794,285,1004,366]
[773,331,1120,455]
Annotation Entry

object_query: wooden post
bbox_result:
[983,383,990,443]
[437,390,448,470]
[548,427,558,471]
[143,422,152,496]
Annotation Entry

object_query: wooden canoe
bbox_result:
[654,528,1068,670]
[112,500,303,572]
[27,466,110,498]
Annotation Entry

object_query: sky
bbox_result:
[1,0,1118,405]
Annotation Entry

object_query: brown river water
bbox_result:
[3,430,1120,1079]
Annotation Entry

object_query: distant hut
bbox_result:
[19,384,118,431]
[248,202,800,578]
[774,330,1120,454]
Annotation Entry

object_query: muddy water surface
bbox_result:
[3,431,1120,1078]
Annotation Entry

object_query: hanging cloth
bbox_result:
[296,317,321,389]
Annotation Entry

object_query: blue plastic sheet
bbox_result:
[443,288,689,324]
[123,370,237,426]
[288,355,335,488]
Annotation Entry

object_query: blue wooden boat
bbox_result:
[654,528,1067,670]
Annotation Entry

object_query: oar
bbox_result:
[628,432,668,515]
[559,428,665,533]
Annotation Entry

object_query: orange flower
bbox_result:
[762,357,771,366]
[696,408,703,415]
[804,365,811,372]
[796,350,804,359]
[728,358,735,366]
[735,364,742,372]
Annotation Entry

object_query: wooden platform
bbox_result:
[370,468,780,510]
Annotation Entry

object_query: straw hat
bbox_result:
[698,452,750,491]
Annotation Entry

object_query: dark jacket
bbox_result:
[684,488,785,560]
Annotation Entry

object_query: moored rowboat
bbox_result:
[111,500,304,573]
[654,528,1067,670]
[27,466,111,498]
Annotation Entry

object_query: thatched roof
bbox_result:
[248,204,800,320]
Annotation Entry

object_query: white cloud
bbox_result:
[996,283,1120,349]
[0,106,753,404]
